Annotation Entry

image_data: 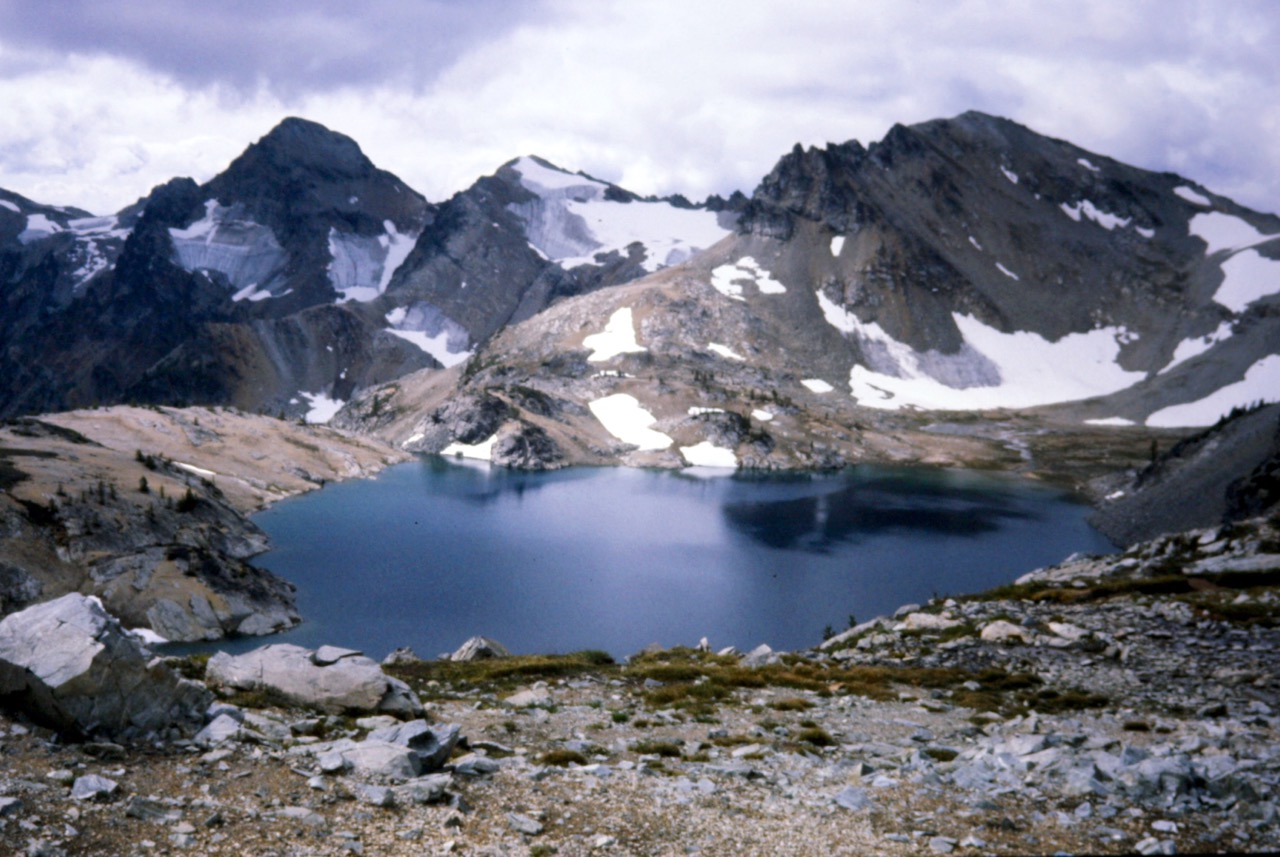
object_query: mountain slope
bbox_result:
[0,122,736,419]
[338,112,1279,471]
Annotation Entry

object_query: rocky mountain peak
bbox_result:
[201,117,431,242]
[238,116,376,177]
[739,139,870,238]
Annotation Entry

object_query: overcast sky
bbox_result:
[1,0,1276,216]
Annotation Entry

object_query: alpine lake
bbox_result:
[174,458,1114,660]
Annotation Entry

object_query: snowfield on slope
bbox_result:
[510,157,730,273]
[384,306,472,368]
[301,392,344,424]
[169,200,287,294]
[584,307,646,362]
[1146,355,1280,427]
[711,257,786,300]
[442,434,498,460]
[588,394,672,450]
[679,441,737,468]
[329,220,417,303]
[817,291,1146,410]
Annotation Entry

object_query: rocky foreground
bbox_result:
[1,515,1277,856]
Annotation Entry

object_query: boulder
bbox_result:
[741,643,779,667]
[381,647,422,666]
[367,720,461,772]
[450,636,512,661]
[0,594,210,740]
[980,620,1032,644]
[899,612,964,632]
[205,644,422,717]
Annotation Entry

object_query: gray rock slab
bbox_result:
[507,812,543,835]
[367,720,460,772]
[0,594,210,740]
[339,740,423,781]
[833,786,871,810]
[205,644,422,717]
[450,636,512,661]
[394,773,452,804]
[70,774,118,801]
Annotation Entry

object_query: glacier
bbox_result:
[508,156,729,273]
[169,200,287,294]
[329,220,418,303]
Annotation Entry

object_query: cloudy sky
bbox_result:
[1,0,1276,216]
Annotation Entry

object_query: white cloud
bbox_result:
[0,1,1277,218]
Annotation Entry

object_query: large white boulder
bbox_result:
[0,594,210,740]
[205,644,422,717]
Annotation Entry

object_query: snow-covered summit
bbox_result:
[504,156,733,272]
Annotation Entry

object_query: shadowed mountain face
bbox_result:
[0,122,735,419]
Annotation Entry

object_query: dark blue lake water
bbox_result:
[191,460,1112,659]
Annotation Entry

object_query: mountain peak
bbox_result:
[242,116,374,175]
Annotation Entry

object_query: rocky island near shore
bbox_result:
[0,511,1276,856]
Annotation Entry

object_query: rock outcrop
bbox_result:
[205,644,422,717]
[0,594,210,740]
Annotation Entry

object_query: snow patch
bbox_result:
[996,262,1020,280]
[170,200,286,294]
[1146,354,1280,427]
[830,236,845,257]
[680,441,737,468]
[1000,166,1019,184]
[711,256,786,299]
[175,462,217,479]
[68,215,123,236]
[1060,200,1131,231]
[329,220,418,303]
[707,343,744,361]
[968,236,982,251]
[231,282,273,302]
[442,434,497,461]
[1135,226,1155,239]
[128,627,169,645]
[588,394,672,450]
[512,156,608,193]
[300,392,344,424]
[584,307,646,362]
[0,199,19,212]
[834,304,1146,410]
[751,409,774,422]
[1190,212,1273,255]
[1174,186,1211,206]
[688,406,725,416]
[18,213,64,243]
[1161,322,1234,373]
[1077,158,1101,172]
[1086,417,1135,427]
[1213,249,1280,313]
[802,379,834,393]
[710,266,745,300]
[509,157,728,273]
[384,303,472,367]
